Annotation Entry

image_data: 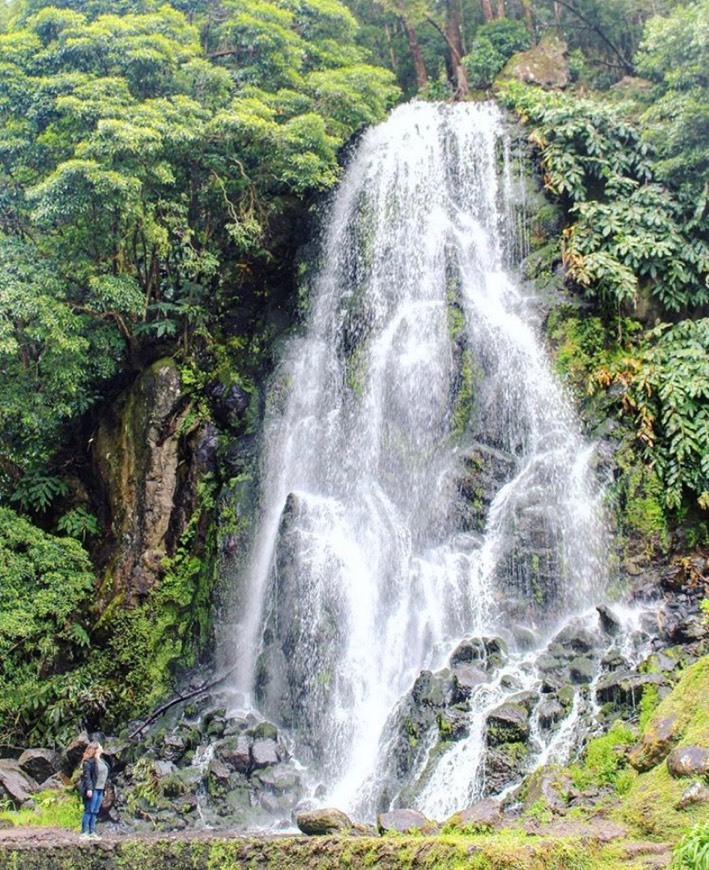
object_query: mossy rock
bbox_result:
[621,655,709,838]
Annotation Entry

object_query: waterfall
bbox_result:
[228,101,608,819]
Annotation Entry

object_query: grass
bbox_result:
[0,788,81,829]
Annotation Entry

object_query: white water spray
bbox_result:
[229,101,609,818]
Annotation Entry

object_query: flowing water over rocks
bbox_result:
[222,100,652,821]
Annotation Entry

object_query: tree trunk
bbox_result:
[521,0,534,32]
[496,0,505,17]
[446,0,468,99]
[404,20,428,89]
[480,0,494,23]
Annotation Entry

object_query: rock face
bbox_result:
[666,746,709,779]
[497,36,570,90]
[296,807,352,835]
[93,359,215,604]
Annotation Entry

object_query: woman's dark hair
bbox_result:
[81,741,101,762]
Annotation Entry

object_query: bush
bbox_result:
[463,19,531,88]
[0,507,95,744]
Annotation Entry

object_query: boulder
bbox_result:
[446,798,502,831]
[497,36,569,90]
[377,808,436,835]
[452,665,489,700]
[597,605,622,636]
[595,671,665,708]
[482,743,528,796]
[216,734,252,774]
[0,760,38,807]
[676,781,709,810]
[537,699,566,729]
[251,738,280,771]
[667,746,709,779]
[297,807,352,835]
[523,765,572,815]
[61,732,89,774]
[553,625,597,655]
[569,657,596,685]
[486,702,529,745]
[449,637,507,670]
[628,715,678,772]
[18,748,60,783]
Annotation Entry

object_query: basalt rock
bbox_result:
[17,749,60,783]
[667,745,709,779]
[523,765,572,815]
[0,760,38,807]
[486,702,529,745]
[378,808,436,834]
[297,807,352,835]
[676,780,709,810]
[628,716,679,772]
[446,797,502,831]
[497,36,570,90]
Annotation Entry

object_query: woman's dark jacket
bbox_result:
[79,758,97,797]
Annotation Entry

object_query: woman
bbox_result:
[79,741,109,840]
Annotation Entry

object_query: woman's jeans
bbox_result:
[81,789,104,834]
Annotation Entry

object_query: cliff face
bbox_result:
[92,359,214,608]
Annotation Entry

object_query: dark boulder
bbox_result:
[17,749,60,783]
[597,605,622,636]
[486,702,529,745]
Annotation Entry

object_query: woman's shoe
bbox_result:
[79,832,91,840]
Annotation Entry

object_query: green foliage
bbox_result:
[671,823,709,870]
[56,506,101,541]
[595,319,709,511]
[463,18,531,88]
[0,506,95,744]
[570,721,636,793]
[0,0,398,504]
[636,1,709,213]
[501,83,708,312]
[0,789,82,829]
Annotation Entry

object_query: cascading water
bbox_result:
[228,101,612,820]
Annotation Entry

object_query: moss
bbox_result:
[620,656,709,839]
[0,789,81,829]
[570,722,637,792]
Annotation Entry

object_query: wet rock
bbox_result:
[378,808,435,834]
[215,734,252,774]
[297,807,352,835]
[0,760,38,806]
[676,780,709,810]
[208,382,250,430]
[482,743,528,795]
[595,671,665,708]
[208,758,232,787]
[523,765,571,815]
[569,657,596,685]
[452,665,488,700]
[597,605,622,636]
[510,691,539,713]
[17,749,60,783]
[449,636,507,670]
[39,773,69,791]
[510,624,539,651]
[438,707,470,741]
[446,798,502,831]
[486,702,529,745]
[160,735,186,763]
[537,699,566,729]
[251,738,280,770]
[257,764,302,795]
[553,624,598,655]
[628,716,678,772]
[667,746,709,779]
